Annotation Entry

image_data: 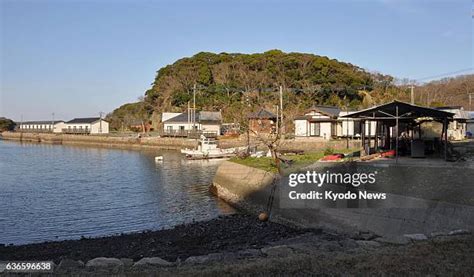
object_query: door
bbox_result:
[309,122,320,136]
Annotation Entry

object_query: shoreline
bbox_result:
[0,214,309,263]
[1,214,472,275]
[0,131,363,152]
[0,131,201,151]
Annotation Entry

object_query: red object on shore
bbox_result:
[321,154,344,161]
[381,150,396,157]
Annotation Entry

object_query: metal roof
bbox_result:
[199,111,222,121]
[163,111,222,123]
[307,105,341,118]
[436,107,470,120]
[21,120,64,125]
[248,109,277,119]
[341,100,454,120]
[67,117,104,124]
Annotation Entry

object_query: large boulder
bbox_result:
[133,257,172,267]
[85,257,123,269]
[57,259,84,271]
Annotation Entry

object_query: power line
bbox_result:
[415,68,473,82]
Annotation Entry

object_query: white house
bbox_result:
[436,106,469,140]
[294,106,376,140]
[19,120,66,133]
[64,117,109,134]
[467,112,474,138]
[162,111,222,136]
[339,111,377,138]
[294,106,341,140]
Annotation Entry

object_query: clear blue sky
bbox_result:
[1,0,472,121]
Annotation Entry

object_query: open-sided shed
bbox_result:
[341,100,454,161]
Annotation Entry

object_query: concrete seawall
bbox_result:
[0,131,198,150]
[211,160,474,237]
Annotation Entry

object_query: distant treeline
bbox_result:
[0,117,16,131]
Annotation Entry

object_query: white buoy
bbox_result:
[155,156,163,162]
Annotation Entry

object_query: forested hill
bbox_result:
[109,50,401,130]
[145,50,377,111]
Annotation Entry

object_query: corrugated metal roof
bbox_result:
[21,120,64,124]
[163,111,222,123]
[341,100,454,119]
[436,107,470,119]
[67,117,103,124]
[199,111,222,121]
[307,105,341,117]
[248,109,277,119]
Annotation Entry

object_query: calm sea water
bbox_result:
[0,140,234,245]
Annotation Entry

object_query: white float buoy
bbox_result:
[155,156,163,162]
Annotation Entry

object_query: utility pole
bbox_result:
[410,85,415,105]
[52,112,55,132]
[469,93,473,111]
[99,112,103,134]
[193,84,196,131]
[279,86,283,135]
[275,105,279,134]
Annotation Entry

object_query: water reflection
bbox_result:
[0,140,234,245]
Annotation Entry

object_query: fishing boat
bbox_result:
[181,136,240,160]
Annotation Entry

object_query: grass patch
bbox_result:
[230,148,359,173]
[229,156,278,172]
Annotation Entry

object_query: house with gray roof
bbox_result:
[162,111,222,137]
[294,105,376,140]
[294,105,342,139]
[64,117,109,134]
[247,109,277,134]
[435,106,470,140]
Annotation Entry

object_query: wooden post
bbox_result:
[444,118,448,161]
[361,120,366,155]
[375,120,379,152]
[395,105,399,163]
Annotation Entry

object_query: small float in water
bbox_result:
[155,156,164,162]
[181,136,244,160]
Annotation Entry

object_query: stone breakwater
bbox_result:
[1,131,362,152]
[0,131,198,150]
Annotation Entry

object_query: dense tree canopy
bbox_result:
[107,50,473,131]
[0,117,16,131]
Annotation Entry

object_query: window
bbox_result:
[166,126,172,131]
[309,122,320,136]
[353,121,361,135]
[179,126,185,131]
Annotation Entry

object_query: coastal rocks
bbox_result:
[355,240,381,248]
[353,230,379,241]
[430,231,448,238]
[448,229,471,236]
[319,241,342,252]
[184,252,236,264]
[374,236,411,245]
[57,259,84,271]
[404,234,428,241]
[261,245,294,257]
[85,257,124,269]
[120,258,134,267]
[133,257,172,267]
[236,249,262,258]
